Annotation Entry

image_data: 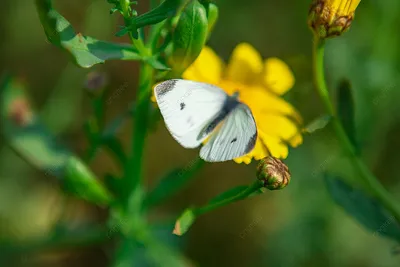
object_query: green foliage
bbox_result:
[5,0,400,266]
[36,0,142,67]
[145,157,205,209]
[337,79,358,150]
[325,174,400,242]
[0,75,113,206]
[170,0,209,75]
[173,181,264,236]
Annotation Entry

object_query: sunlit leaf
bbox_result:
[325,174,400,241]
[303,114,332,134]
[35,0,142,68]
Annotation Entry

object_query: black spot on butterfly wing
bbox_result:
[180,102,185,110]
[231,138,237,143]
[156,79,177,97]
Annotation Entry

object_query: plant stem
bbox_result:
[124,62,154,209]
[312,35,400,223]
[195,181,263,216]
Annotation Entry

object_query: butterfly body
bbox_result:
[154,79,257,162]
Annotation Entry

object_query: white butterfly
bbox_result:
[154,79,257,162]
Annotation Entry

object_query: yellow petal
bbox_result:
[239,86,302,123]
[226,43,263,85]
[257,114,302,145]
[234,132,270,164]
[263,57,295,95]
[259,132,289,159]
[183,46,223,85]
[234,156,252,164]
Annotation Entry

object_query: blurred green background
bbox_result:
[1,0,400,266]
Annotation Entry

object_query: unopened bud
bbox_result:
[308,0,361,39]
[84,71,108,95]
[256,156,290,190]
[170,0,208,76]
[8,98,33,126]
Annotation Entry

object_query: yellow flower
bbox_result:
[308,0,361,38]
[183,43,303,164]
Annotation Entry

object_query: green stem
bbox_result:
[119,0,150,57]
[312,35,400,223]
[195,181,263,216]
[124,62,154,209]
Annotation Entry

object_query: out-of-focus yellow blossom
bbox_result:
[308,0,361,38]
[183,43,303,164]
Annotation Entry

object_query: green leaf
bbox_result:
[337,79,358,150]
[0,75,113,206]
[145,157,204,209]
[172,181,264,236]
[134,0,189,29]
[173,208,196,236]
[325,174,400,241]
[64,157,114,205]
[303,114,332,134]
[35,0,142,68]
[145,56,171,71]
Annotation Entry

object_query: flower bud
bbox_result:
[84,71,108,96]
[256,156,290,190]
[170,0,208,75]
[8,98,33,126]
[308,0,361,39]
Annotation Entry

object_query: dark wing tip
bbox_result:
[155,79,178,97]
[245,131,257,154]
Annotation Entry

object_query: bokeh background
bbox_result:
[1,0,400,266]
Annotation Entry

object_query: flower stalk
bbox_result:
[312,35,400,223]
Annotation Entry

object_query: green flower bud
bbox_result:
[256,156,290,190]
[170,0,208,75]
[308,0,361,39]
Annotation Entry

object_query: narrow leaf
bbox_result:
[134,0,189,29]
[35,0,142,68]
[337,79,357,149]
[303,114,332,134]
[172,181,263,236]
[325,174,400,241]
[145,157,204,209]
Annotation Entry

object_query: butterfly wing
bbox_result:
[199,103,257,162]
[154,79,228,148]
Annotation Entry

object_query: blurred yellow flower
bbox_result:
[183,43,303,164]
